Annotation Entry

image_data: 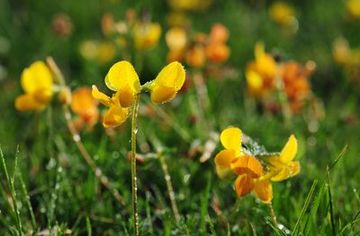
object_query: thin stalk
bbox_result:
[46,56,126,207]
[18,172,37,231]
[158,154,180,223]
[0,148,23,234]
[274,63,292,125]
[131,95,140,236]
[268,203,279,227]
[62,106,126,206]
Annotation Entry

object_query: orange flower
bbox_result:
[231,156,273,203]
[186,45,206,68]
[208,23,229,44]
[281,61,312,112]
[206,43,230,63]
[71,87,99,125]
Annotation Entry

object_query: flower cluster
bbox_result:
[166,23,230,67]
[246,42,314,113]
[92,60,186,128]
[214,127,300,203]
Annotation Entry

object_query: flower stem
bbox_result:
[268,203,279,226]
[158,154,180,223]
[131,95,140,235]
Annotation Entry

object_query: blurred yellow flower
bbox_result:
[97,42,116,64]
[333,37,351,65]
[166,27,188,51]
[246,42,277,97]
[15,61,54,111]
[133,22,161,50]
[267,135,300,181]
[150,61,186,103]
[71,87,99,125]
[347,0,360,19]
[269,2,296,27]
[168,0,212,11]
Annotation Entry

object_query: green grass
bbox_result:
[1,0,360,235]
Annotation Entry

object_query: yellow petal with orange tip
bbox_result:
[280,134,298,163]
[150,61,186,104]
[15,94,45,111]
[254,180,273,203]
[102,105,129,128]
[214,149,236,179]
[234,174,254,197]
[220,127,242,155]
[104,61,140,107]
[21,61,53,94]
[92,85,112,107]
[230,155,263,178]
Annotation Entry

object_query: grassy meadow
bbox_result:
[0,0,360,235]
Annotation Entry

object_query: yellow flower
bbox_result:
[333,37,351,65]
[15,61,54,111]
[166,27,188,51]
[93,60,186,127]
[92,60,140,128]
[149,61,186,104]
[214,127,242,178]
[214,127,273,202]
[246,42,277,97]
[133,22,161,50]
[347,0,360,19]
[269,2,296,27]
[267,134,300,181]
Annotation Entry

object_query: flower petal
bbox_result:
[92,85,112,107]
[271,161,300,182]
[153,61,186,91]
[220,127,241,155]
[103,105,129,128]
[230,155,263,178]
[150,84,177,104]
[15,94,45,111]
[21,61,53,94]
[234,174,254,197]
[214,149,236,179]
[280,134,298,163]
[104,61,140,107]
[254,180,273,203]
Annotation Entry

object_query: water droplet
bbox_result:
[73,134,80,142]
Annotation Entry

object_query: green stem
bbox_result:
[131,95,140,235]
[159,154,180,223]
[268,203,278,227]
